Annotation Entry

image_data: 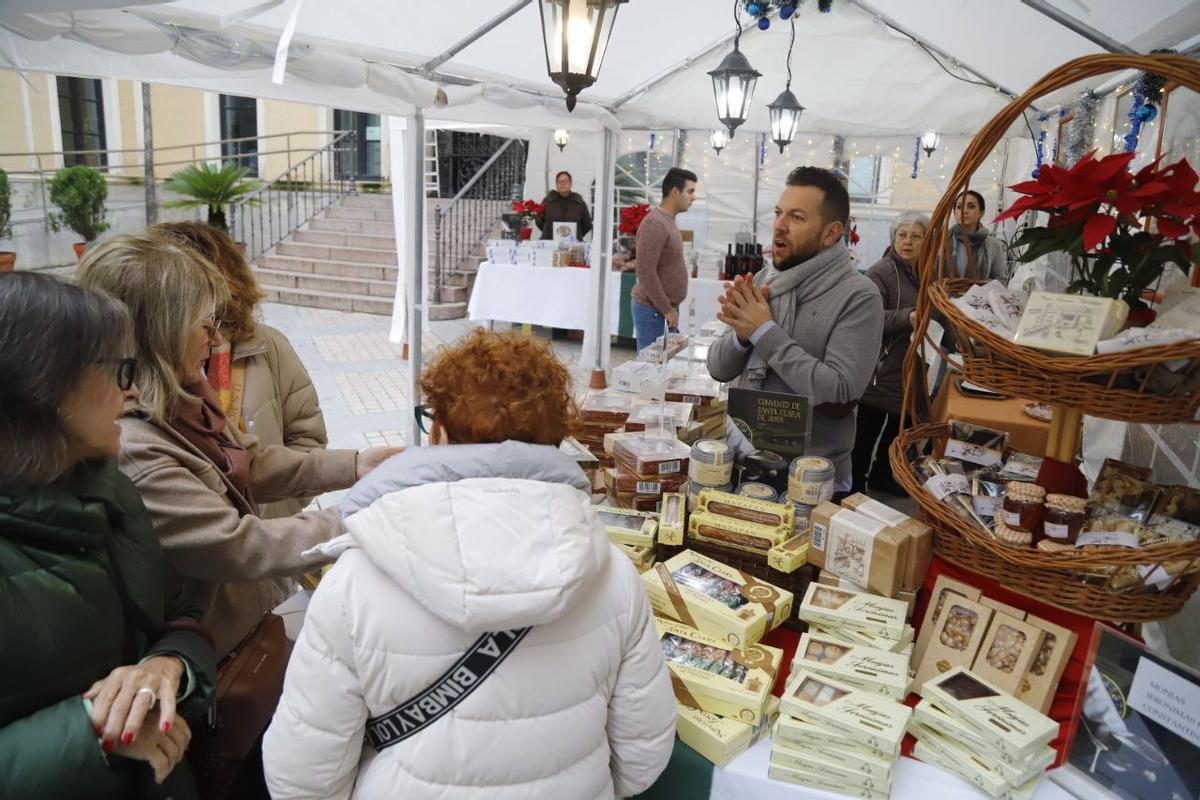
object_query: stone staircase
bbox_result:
[255,193,498,320]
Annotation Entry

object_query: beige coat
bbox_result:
[235,323,328,520]
[118,410,357,656]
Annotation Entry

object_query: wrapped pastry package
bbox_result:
[595,507,657,547]
[767,532,810,574]
[808,502,910,597]
[794,632,910,699]
[920,666,1059,761]
[766,761,889,800]
[675,696,778,767]
[657,492,686,545]
[912,595,994,690]
[579,390,635,424]
[770,741,892,793]
[798,582,908,641]
[970,612,1046,695]
[781,669,912,755]
[945,420,1010,468]
[613,434,691,477]
[773,714,896,775]
[696,488,794,532]
[912,698,1055,778]
[1014,614,1076,714]
[913,574,983,665]
[687,511,791,555]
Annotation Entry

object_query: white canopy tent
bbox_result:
[3,0,1199,443]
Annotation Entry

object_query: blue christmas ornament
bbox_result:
[1137,104,1158,122]
[747,2,764,15]
[911,170,918,179]
[780,3,797,19]
[757,16,771,30]
[1031,167,1040,178]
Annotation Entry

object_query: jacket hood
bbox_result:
[339,442,609,636]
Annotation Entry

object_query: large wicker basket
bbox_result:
[931,278,1200,424]
[892,423,1200,621]
[891,52,1200,622]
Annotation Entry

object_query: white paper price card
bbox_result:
[1129,657,1200,749]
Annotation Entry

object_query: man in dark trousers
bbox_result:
[631,167,698,350]
[537,171,592,240]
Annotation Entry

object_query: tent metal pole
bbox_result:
[1019,0,1135,54]
[406,110,426,446]
[586,127,617,388]
[751,137,761,240]
[419,0,533,74]
[610,29,754,110]
[843,0,1031,104]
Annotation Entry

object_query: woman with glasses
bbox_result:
[850,211,929,496]
[0,273,216,798]
[264,329,676,799]
[149,221,327,521]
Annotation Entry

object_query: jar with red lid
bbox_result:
[1043,494,1087,545]
[1002,481,1046,535]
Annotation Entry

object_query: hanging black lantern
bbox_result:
[768,90,804,154]
[921,131,942,157]
[709,129,729,154]
[766,16,803,153]
[709,1,760,138]
[539,0,627,112]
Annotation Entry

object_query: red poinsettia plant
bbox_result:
[618,203,651,236]
[512,199,545,216]
[997,150,1200,310]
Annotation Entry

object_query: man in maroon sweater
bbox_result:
[631,167,698,350]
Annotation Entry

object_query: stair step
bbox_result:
[261,286,394,316]
[338,194,394,210]
[326,206,395,223]
[427,301,468,321]
[275,241,398,265]
[310,217,395,236]
[256,267,398,299]
[257,254,399,281]
[430,284,469,303]
[292,229,396,251]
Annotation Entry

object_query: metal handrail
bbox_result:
[438,138,516,215]
[229,130,361,264]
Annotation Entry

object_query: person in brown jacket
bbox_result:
[536,171,593,241]
[631,167,697,350]
[850,211,928,495]
[75,232,400,658]
[149,222,327,520]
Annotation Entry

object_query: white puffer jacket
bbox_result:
[263,442,676,799]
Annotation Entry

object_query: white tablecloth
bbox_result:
[466,262,726,336]
[712,739,1075,800]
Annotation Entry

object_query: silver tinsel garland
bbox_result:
[1061,90,1098,167]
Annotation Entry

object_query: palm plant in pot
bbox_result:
[0,168,13,272]
[163,161,261,233]
[998,150,1200,324]
[47,165,109,260]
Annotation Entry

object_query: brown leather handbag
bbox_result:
[213,612,289,759]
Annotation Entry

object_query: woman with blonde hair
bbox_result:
[149,221,326,520]
[264,329,676,800]
[75,233,398,656]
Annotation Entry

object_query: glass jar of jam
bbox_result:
[1002,481,1046,534]
[1043,494,1087,544]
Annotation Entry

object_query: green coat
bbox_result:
[0,459,217,799]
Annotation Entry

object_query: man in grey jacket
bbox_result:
[706,166,883,490]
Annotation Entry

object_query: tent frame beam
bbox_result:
[418,0,533,75]
[1019,0,1135,54]
[610,28,750,110]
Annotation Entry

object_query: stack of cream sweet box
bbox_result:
[911,666,1059,800]
[771,583,913,798]
[641,548,796,766]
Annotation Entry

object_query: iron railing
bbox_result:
[0,131,358,233]
[229,131,359,264]
[432,137,526,303]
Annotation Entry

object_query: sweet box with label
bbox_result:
[797,580,908,641]
[674,696,778,767]
[794,632,910,699]
[780,669,912,755]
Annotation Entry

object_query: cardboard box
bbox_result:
[604,467,687,496]
[607,490,662,512]
[809,502,909,597]
[971,612,1046,696]
[1014,291,1129,356]
[810,623,914,654]
[769,741,892,793]
[687,511,790,555]
[979,597,1028,622]
[912,700,1055,785]
[766,761,889,800]
[613,434,691,477]
[797,582,908,641]
[912,736,1040,800]
[642,550,794,647]
[624,400,695,433]
[616,542,654,572]
[1015,614,1077,714]
[772,715,895,778]
[794,632,911,699]
[595,507,657,548]
[657,618,782,725]
[675,696,778,767]
[912,595,994,691]
[780,669,912,755]
[920,666,1060,761]
[697,488,794,533]
[579,390,635,424]
[914,575,983,666]
[657,492,685,546]
[664,375,722,406]
[841,493,933,591]
[896,588,917,621]
[767,532,810,574]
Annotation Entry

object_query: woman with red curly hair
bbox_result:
[264,329,676,800]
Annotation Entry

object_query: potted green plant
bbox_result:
[998,150,1200,324]
[163,161,261,233]
[47,165,109,261]
[0,168,13,272]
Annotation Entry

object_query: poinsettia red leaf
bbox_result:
[994,195,1045,222]
[1114,195,1147,216]
[1156,217,1189,238]
[1091,151,1137,181]
[1133,157,1164,182]
[1010,180,1057,195]
[1157,203,1199,217]
[1083,213,1117,251]
[1130,181,1170,197]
